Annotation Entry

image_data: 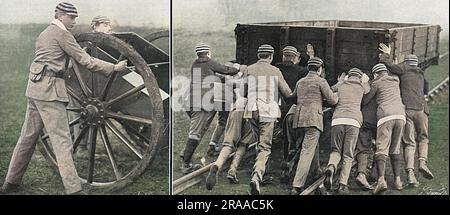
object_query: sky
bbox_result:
[0,0,447,36]
[172,0,449,36]
[0,0,169,28]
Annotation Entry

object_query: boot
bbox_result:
[0,182,20,194]
[373,177,388,195]
[373,156,387,195]
[290,187,304,195]
[393,176,403,191]
[356,173,374,190]
[205,164,219,190]
[206,144,219,157]
[324,164,335,191]
[406,169,420,188]
[356,152,369,176]
[226,170,239,184]
[418,159,434,179]
[182,139,199,164]
[180,162,202,174]
[390,154,403,190]
[249,180,260,195]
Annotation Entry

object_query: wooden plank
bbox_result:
[325,28,336,83]
[336,41,379,50]
[394,28,415,40]
[335,28,385,43]
[338,20,418,29]
[336,46,379,55]
[289,27,328,41]
[413,27,429,37]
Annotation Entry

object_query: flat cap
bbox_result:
[348,68,363,77]
[282,46,299,56]
[195,43,210,53]
[257,44,274,54]
[404,54,419,66]
[55,2,78,17]
[91,15,110,28]
[372,63,388,74]
[307,57,323,67]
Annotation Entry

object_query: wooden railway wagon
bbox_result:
[235,20,441,84]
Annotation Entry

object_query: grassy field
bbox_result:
[0,24,169,195]
[172,28,449,195]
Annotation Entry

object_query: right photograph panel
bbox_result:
[171,0,449,195]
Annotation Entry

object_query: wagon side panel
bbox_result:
[335,28,389,77]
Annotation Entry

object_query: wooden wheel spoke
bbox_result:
[105,84,145,107]
[105,120,143,159]
[99,70,118,101]
[69,116,81,127]
[72,126,88,153]
[87,126,98,184]
[99,125,122,180]
[67,86,83,103]
[96,47,119,63]
[71,59,92,97]
[118,121,150,143]
[107,111,152,125]
[67,107,82,112]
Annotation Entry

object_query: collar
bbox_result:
[258,58,272,63]
[51,19,68,32]
[308,71,319,76]
[195,56,210,63]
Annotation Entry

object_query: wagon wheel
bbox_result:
[116,30,170,148]
[38,32,164,189]
[145,30,169,47]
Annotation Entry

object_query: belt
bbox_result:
[43,69,64,78]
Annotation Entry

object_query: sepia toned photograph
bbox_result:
[0,0,169,194]
[171,0,448,195]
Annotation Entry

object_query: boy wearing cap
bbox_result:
[205,65,259,190]
[290,57,338,194]
[379,43,433,186]
[323,68,370,194]
[91,15,113,34]
[0,2,127,195]
[354,88,377,190]
[363,63,406,194]
[243,44,292,195]
[182,43,240,174]
[276,45,309,183]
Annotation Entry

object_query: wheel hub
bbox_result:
[80,98,106,127]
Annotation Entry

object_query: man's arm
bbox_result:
[209,59,239,75]
[320,79,338,105]
[379,53,406,75]
[362,82,376,106]
[276,70,293,98]
[59,32,116,76]
[378,43,406,75]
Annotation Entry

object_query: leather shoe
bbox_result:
[373,178,387,195]
[205,164,219,190]
[356,173,374,190]
[324,165,334,190]
[406,169,420,188]
[419,160,434,180]
[290,187,304,195]
[249,180,260,195]
[0,182,20,194]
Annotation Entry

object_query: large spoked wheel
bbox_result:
[39,33,164,189]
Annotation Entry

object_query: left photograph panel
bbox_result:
[0,0,170,194]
